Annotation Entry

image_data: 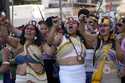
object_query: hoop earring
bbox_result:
[34,36,37,40]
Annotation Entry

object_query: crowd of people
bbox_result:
[0,8,125,83]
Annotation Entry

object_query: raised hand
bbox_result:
[79,14,86,23]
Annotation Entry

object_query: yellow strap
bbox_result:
[92,44,112,83]
[57,37,82,52]
[27,66,47,81]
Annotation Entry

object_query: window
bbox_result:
[13,0,41,5]
[77,0,87,3]
[91,0,97,3]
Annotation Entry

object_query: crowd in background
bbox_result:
[0,8,125,83]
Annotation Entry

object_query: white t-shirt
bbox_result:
[84,49,94,72]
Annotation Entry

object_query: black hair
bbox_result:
[78,8,90,18]
[20,24,45,46]
[101,17,113,31]
[39,21,48,26]
[38,20,44,25]
[45,16,53,28]
[16,25,24,30]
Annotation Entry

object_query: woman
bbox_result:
[39,20,60,83]
[39,21,49,39]
[0,24,12,83]
[5,23,47,83]
[117,17,125,83]
[93,17,121,83]
[84,15,98,83]
[53,17,86,83]
[79,16,121,83]
[116,17,125,42]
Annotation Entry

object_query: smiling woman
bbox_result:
[14,23,47,83]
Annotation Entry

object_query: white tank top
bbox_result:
[57,36,86,59]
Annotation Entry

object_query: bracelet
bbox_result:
[2,61,10,65]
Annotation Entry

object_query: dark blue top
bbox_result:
[15,55,40,64]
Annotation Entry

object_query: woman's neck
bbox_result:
[70,33,77,38]
[25,40,33,46]
[121,32,125,37]
[103,35,109,42]
[71,35,77,38]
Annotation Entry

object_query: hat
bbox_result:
[45,17,53,28]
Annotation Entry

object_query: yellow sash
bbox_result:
[26,45,47,81]
[92,44,111,83]
[27,65,47,81]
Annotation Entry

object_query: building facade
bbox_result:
[42,0,97,8]
[72,0,97,15]
[117,0,125,15]
[103,0,121,11]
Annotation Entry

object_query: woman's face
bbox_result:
[0,16,6,25]
[66,20,78,35]
[39,24,48,35]
[24,25,36,40]
[99,24,110,36]
[117,20,125,33]
[117,23,123,33]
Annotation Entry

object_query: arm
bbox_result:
[47,25,57,45]
[121,38,125,52]
[46,17,60,45]
[115,39,125,77]
[0,48,10,73]
[41,32,63,56]
[6,20,22,37]
[79,21,97,48]
[115,39,124,61]
[6,36,20,49]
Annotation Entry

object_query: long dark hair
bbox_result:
[20,24,45,46]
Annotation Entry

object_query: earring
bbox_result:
[34,36,37,40]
